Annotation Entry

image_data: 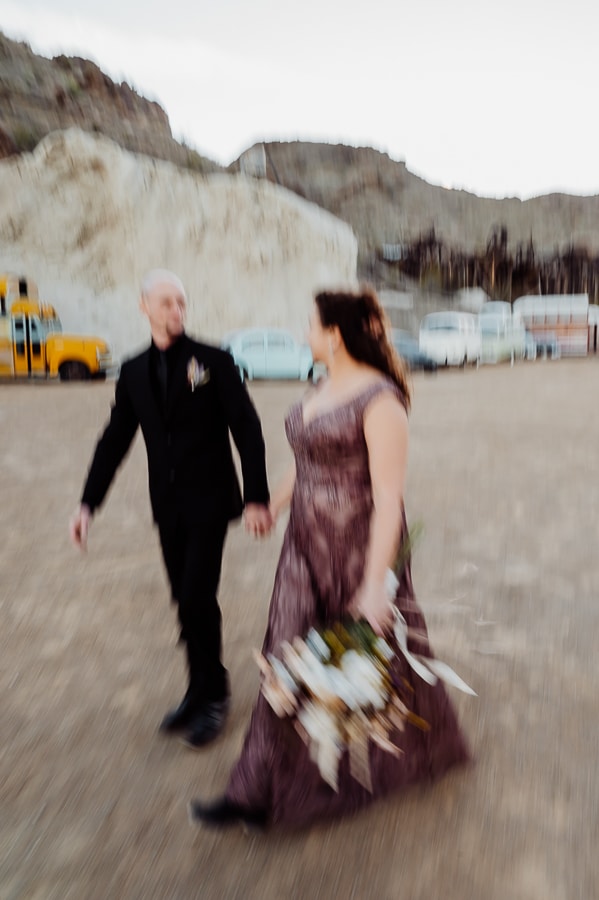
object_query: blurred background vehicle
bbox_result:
[391,329,437,372]
[419,311,481,367]
[512,294,589,358]
[523,330,538,360]
[1,273,113,381]
[533,332,561,360]
[221,327,320,383]
[478,301,526,365]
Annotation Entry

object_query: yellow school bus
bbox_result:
[0,275,113,380]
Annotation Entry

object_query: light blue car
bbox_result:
[221,328,322,383]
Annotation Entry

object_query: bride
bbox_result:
[190,287,470,830]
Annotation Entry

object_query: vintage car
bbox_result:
[419,311,481,367]
[391,329,438,372]
[221,328,320,382]
[478,313,526,365]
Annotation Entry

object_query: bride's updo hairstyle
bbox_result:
[314,286,411,409]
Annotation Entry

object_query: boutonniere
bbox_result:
[187,357,210,391]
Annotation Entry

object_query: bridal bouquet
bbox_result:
[254,529,475,792]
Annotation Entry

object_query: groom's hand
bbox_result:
[244,503,273,538]
[69,503,93,551]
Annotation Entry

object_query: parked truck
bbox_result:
[419,311,481,366]
[512,294,590,358]
[478,301,527,365]
[0,274,113,380]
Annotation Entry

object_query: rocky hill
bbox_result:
[234,141,599,256]
[0,31,221,173]
[0,130,357,360]
[233,142,599,303]
[2,30,598,328]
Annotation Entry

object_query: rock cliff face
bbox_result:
[0,31,220,173]
[0,130,357,360]
[3,30,597,339]
[234,142,599,272]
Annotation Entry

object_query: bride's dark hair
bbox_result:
[314,286,411,409]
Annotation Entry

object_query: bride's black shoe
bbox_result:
[188,797,267,832]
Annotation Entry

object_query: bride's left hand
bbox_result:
[351,579,394,636]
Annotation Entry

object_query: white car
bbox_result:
[419,311,481,366]
[478,314,527,365]
[221,328,320,383]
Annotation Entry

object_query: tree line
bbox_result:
[380,226,599,304]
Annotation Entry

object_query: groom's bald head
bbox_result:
[140,269,187,348]
[141,269,187,301]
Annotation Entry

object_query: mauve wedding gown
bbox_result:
[226,380,470,826]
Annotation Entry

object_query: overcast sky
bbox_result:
[2,0,598,200]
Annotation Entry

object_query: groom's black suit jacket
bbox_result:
[81,334,269,526]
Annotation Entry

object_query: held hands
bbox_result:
[244,503,274,539]
[69,503,92,551]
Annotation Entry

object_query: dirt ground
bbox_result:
[1,359,598,900]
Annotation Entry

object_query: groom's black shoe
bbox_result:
[188,797,267,832]
[159,692,201,733]
[182,698,230,749]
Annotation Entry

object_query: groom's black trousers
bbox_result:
[158,516,229,704]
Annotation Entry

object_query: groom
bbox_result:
[69,269,272,748]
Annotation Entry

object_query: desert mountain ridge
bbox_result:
[231,142,599,302]
[0,129,357,361]
[0,30,221,173]
[1,29,598,324]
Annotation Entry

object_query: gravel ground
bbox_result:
[1,358,598,900]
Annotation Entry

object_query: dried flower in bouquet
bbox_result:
[254,525,475,792]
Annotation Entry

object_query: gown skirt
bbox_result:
[226,381,471,827]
